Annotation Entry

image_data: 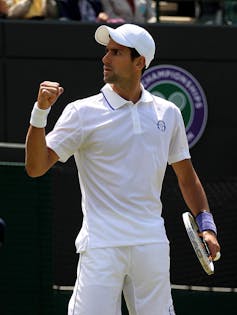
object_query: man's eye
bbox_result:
[105,49,121,56]
[113,50,120,55]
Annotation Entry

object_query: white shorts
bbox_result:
[68,243,175,315]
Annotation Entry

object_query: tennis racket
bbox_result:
[182,212,215,275]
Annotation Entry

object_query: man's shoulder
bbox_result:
[65,92,104,114]
[72,92,103,108]
[151,94,179,111]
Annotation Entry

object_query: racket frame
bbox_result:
[182,212,214,275]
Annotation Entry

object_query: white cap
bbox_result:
[95,24,155,69]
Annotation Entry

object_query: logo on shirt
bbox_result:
[157,120,166,132]
[142,65,208,148]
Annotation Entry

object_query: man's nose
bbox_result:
[102,51,110,64]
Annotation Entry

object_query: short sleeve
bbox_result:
[168,106,191,165]
[46,102,84,163]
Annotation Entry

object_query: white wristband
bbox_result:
[30,102,51,128]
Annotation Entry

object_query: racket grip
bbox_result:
[200,236,211,257]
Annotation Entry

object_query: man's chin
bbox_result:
[104,77,113,84]
[103,72,116,83]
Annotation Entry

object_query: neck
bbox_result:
[111,82,142,104]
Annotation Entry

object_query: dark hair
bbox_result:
[129,48,146,74]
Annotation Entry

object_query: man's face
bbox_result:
[102,39,137,84]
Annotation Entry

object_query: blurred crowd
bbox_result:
[0,0,157,23]
[0,0,236,25]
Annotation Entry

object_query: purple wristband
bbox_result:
[195,211,217,235]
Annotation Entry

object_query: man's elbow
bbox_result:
[25,148,58,177]
[25,164,46,178]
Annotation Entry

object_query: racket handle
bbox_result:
[200,236,210,254]
[213,251,221,261]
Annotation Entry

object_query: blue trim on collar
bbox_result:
[101,90,115,110]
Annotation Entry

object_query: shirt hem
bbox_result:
[76,239,169,253]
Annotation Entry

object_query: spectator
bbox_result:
[224,0,237,24]
[57,0,106,22]
[197,0,224,24]
[5,0,58,19]
[0,0,8,17]
[57,0,81,20]
[100,0,157,24]
[79,0,105,21]
[176,1,197,18]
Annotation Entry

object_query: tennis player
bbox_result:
[25,24,221,315]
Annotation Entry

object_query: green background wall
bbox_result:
[0,163,236,315]
[0,163,53,315]
[0,19,237,314]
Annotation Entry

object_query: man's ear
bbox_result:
[135,56,146,71]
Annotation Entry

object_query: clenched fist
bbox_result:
[37,81,64,109]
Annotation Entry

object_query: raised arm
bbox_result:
[25,81,64,177]
[172,158,220,260]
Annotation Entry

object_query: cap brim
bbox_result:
[95,25,133,48]
[95,25,111,46]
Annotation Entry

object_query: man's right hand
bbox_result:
[37,81,64,109]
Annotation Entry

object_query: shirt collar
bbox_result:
[100,84,153,110]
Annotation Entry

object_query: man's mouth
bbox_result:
[104,66,112,73]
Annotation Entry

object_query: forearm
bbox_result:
[25,81,63,177]
[172,159,210,216]
[178,176,210,217]
[25,126,53,177]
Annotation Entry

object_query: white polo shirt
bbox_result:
[46,83,190,253]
